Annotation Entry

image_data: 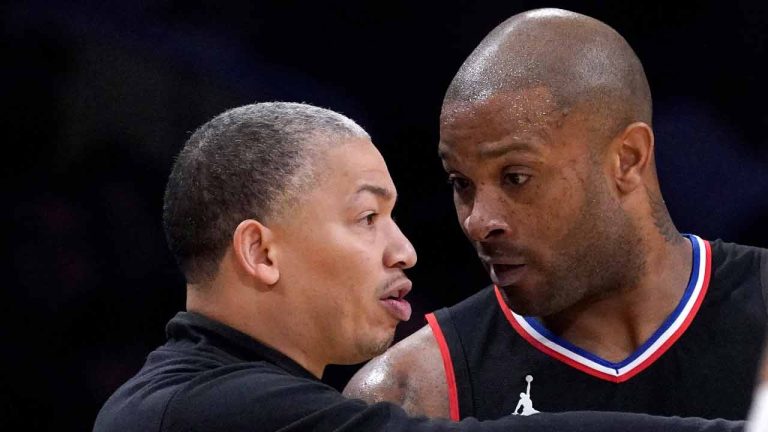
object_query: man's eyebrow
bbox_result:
[478,141,539,159]
[438,142,454,160]
[355,184,395,201]
[438,141,540,160]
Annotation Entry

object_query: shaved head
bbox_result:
[438,9,661,316]
[444,8,651,141]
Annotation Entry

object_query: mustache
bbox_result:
[474,241,532,262]
[378,273,411,293]
[475,241,529,256]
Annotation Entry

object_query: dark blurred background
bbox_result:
[4,0,767,430]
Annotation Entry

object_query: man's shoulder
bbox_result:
[710,238,768,262]
[95,344,314,432]
[709,239,767,288]
[164,361,337,426]
[707,238,768,314]
[341,286,497,414]
[93,344,214,432]
[344,325,450,417]
[344,325,442,395]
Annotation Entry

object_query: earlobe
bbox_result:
[614,122,654,194]
[233,219,280,287]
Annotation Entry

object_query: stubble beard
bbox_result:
[518,174,646,318]
[356,332,395,363]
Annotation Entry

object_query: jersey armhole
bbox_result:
[425,312,460,421]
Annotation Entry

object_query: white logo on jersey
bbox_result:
[512,375,540,416]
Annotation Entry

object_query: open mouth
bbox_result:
[381,287,409,301]
[490,263,526,287]
[379,282,412,321]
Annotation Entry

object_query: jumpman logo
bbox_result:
[512,375,539,416]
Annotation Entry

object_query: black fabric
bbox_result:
[434,307,475,416]
[432,239,768,421]
[93,311,745,431]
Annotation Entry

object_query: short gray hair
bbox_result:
[163,102,369,283]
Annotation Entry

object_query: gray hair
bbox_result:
[163,102,369,283]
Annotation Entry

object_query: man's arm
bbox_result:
[344,325,450,418]
[169,362,745,432]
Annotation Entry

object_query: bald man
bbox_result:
[345,8,768,421]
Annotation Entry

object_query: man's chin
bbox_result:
[367,333,396,358]
[340,333,395,365]
[499,285,558,317]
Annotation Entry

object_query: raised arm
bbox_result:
[344,325,450,418]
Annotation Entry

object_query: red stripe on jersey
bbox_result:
[620,240,713,381]
[426,312,460,421]
[493,238,712,383]
[494,287,622,382]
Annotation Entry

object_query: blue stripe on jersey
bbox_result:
[521,234,702,370]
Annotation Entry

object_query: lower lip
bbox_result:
[491,264,526,286]
[380,298,412,321]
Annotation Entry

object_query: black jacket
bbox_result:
[93,312,744,432]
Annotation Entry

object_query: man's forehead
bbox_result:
[323,142,396,196]
[440,87,562,128]
[310,138,378,177]
[439,87,567,159]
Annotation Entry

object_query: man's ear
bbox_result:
[612,122,654,194]
[232,219,280,286]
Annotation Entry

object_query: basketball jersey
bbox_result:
[427,235,768,421]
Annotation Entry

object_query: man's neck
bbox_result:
[542,232,692,363]
[186,278,328,378]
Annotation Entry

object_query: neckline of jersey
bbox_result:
[496,234,712,383]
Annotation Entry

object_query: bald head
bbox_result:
[444,8,651,139]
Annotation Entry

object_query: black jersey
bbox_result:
[428,235,768,421]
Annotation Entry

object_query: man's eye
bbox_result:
[364,213,377,225]
[447,175,471,192]
[504,173,531,186]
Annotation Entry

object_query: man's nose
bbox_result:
[385,222,417,269]
[462,190,510,241]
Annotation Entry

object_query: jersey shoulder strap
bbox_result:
[427,307,472,421]
[427,286,497,420]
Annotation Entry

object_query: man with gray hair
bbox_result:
[93,102,745,431]
[346,7,767,422]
